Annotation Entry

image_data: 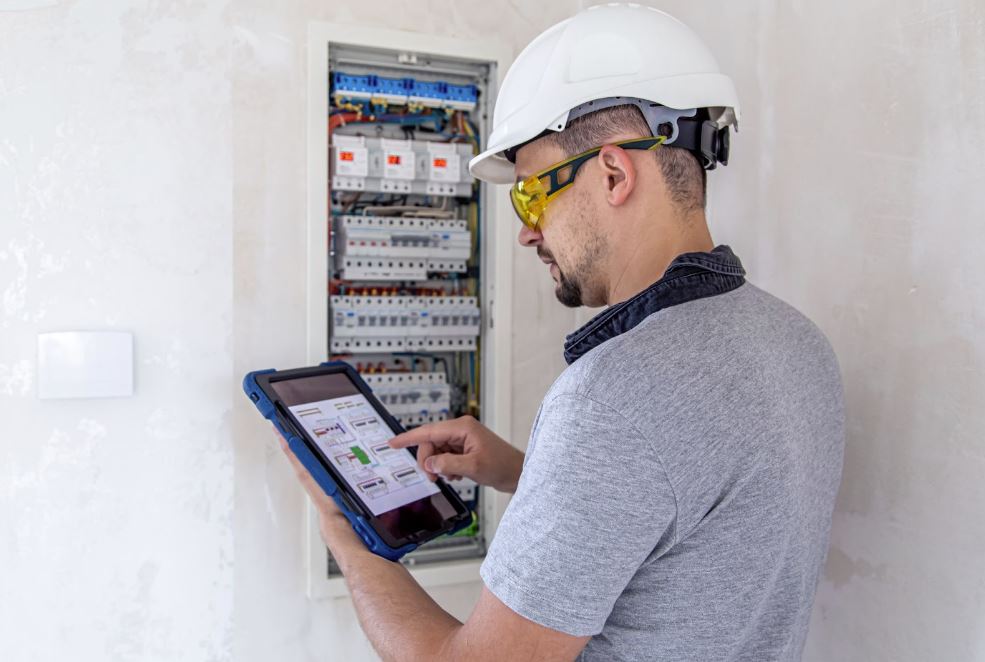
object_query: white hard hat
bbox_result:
[469,3,741,184]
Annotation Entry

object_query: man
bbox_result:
[279,5,844,661]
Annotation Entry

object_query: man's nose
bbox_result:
[517,223,543,247]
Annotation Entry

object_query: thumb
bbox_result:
[425,452,473,479]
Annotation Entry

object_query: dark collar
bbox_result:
[563,245,746,364]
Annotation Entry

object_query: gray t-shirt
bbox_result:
[481,282,844,661]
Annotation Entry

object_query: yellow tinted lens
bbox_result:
[511,175,548,229]
[510,184,532,226]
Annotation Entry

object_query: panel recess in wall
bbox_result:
[306,23,513,599]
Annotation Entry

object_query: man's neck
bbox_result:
[605,214,714,305]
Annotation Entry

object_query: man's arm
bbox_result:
[277,432,589,662]
[332,530,589,662]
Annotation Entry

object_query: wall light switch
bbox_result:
[37,331,134,399]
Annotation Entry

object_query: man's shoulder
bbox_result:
[552,282,839,409]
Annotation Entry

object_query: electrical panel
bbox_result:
[326,43,493,574]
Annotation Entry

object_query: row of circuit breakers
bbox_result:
[333,135,474,197]
[331,295,481,354]
[362,372,449,427]
[337,215,471,280]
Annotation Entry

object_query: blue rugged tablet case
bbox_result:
[242,360,468,562]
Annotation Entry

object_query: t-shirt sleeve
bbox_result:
[480,392,678,636]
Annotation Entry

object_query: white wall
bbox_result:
[0,3,236,660]
[3,1,985,661]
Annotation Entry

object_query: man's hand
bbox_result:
[388,415,525,493]
[273,426,362,554]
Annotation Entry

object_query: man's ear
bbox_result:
[597,144,637,207]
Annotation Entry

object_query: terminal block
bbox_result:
[332,72,478,111]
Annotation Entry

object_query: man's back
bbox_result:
[482,282,844,661]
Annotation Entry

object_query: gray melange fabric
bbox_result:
[480,282,845,662]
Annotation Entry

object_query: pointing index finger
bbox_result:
[387,425,429,449]
[387,417,468,450]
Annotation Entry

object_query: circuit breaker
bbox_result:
[321,37,499,575]
[335,215,471,280]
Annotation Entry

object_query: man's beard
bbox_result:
[538,247,588,308]
[555,264,584,308]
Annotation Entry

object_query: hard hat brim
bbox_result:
[469,146,517,185]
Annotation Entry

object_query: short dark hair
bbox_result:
[542,104,707,214]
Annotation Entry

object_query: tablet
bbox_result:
[244,361,472,561]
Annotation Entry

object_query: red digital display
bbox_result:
[339,151,355,162]
[387,154,402,165]
[433,158,447,168]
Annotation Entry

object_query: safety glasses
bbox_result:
[509,136,667,230]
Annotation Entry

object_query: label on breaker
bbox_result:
[383,149,415,180]
[335,146,368,177]
[427,143,461,182]
[380,139,415,181]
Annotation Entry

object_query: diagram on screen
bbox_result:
[288,393,439,515]
[311,419,354,444]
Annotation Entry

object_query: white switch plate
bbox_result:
[37,331,134,399]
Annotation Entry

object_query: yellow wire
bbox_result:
[462,115,479,154]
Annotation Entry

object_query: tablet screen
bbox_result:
[269,373,441,516]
